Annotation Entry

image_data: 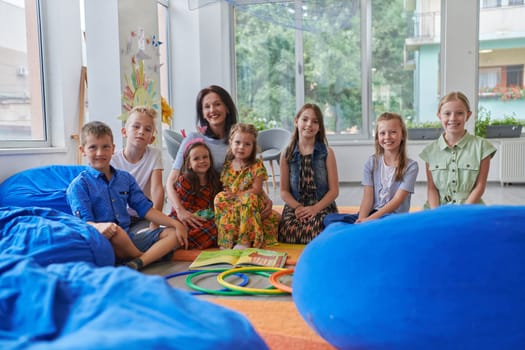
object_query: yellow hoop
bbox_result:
[216,267,289,295]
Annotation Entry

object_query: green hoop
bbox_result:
[185,269,247,296]
[217,267,289,295]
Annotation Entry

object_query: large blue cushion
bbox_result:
[293,205,525,349]
[0,206,114,267]
[0,254,267,349]
[0,165,87,214]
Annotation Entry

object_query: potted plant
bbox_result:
[406,120,443,140]
[475,107,524,138]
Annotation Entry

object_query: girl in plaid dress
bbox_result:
[170,139,221,249]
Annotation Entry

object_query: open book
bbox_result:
[188,248,287,270]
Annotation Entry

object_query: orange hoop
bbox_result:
[269,268,294,293]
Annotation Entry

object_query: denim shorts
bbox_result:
[130,226,164,252]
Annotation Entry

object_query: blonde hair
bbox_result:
[374,112,408,182]
[437,91,471,114]
[126,106,158,133]
[225,123,258,165]
[285,103,328,161]
[81,121,113,145]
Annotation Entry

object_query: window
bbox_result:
[479,3,525,117]
[481,0,502,8]
[479,65,523,91]
[233,0,440,138]
[0,0,47,147]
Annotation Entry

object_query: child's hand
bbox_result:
[261,196,273,219]
[173,222,189,249]
[223,188,237,200]
[177,207,206,229]
[295,205,318,222]
[91,222,118,240]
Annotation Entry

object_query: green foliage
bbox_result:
[405,120,442,129]
[239,106,278,131]
[234,0,415,135]
[475,106,525,137]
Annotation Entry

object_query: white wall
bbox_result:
[84,0,122,148]
[169,1,233,135]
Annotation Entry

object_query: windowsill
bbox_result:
[0,146,69,155]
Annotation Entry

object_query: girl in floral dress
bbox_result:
[214,123,280,249]
[278,103,339,244]
[171,139,222,249]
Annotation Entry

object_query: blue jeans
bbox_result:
[323,213,359,227]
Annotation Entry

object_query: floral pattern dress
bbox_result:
[214,158,279,249]
[278,154,338,244]
[171,175,217,249]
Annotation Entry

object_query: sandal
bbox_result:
[125,258,144,271]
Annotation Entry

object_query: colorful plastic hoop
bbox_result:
[165,269,249,295]
[268,268,294,293]
[217,267,289,295]
[186,268,253,296]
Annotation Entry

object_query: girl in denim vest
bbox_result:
[278,104,339,244]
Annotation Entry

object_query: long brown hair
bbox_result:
[374,112,408,181]
[180,141,221,197]
[225,123,258,165]
[284,103,328,161]
[195,85,238,143]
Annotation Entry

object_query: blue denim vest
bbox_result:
[288,141,329,201]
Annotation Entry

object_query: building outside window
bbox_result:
[478,0,525,119]
[233,0,524,138]
[0,0,47,147]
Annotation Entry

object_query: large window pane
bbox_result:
[234,0,439,137]
[234,7,296,130]
[373,1,417,124]
[402,0,441,124]
[0,0,46,145]
[478,2,525,122]
[302,1,361,135]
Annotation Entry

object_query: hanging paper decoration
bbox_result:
[119,60,159,122]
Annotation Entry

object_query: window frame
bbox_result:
[0,0,49,149]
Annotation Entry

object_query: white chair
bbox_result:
[257,128,291,192]
[163,129,183,160]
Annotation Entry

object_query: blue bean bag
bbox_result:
[0,254,267,349]
[0,206,114,267]
[293,205,525,349]
[0,165,87,214]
